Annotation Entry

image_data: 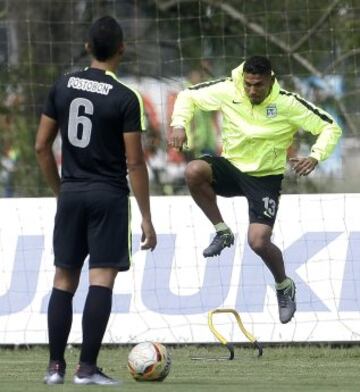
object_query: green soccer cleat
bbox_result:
[203,229,235,258]
[276,278,296,324]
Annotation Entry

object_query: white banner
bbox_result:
[0,194,360,344]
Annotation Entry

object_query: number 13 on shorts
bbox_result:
[262,196,276,218]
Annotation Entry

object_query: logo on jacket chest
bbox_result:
[266,104,277,118]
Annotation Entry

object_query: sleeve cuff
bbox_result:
[310,151,322,161]
[170,120,186,128]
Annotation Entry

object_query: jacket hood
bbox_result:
[231,62,280,104]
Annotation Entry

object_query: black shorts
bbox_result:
[53,189,131,271]
[200,155,283,227]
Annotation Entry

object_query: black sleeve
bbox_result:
[122,92,143,133]
[43,83,58,120]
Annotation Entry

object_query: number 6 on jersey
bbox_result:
[68,97,94,148]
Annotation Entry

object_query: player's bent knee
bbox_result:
[248,235,269,254]
[248,223,273,254]
[248,240,265,254]
[185,160,211,184]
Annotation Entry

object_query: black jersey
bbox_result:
[43,67,145,191]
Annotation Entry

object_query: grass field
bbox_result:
[1,345,360,391]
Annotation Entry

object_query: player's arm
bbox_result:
[35,114,60,196]
[124,132,156,251]
[123,91,156,251]
[288,94,342,176]
[169,81,223,149]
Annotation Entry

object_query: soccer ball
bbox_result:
[127,341,171,382]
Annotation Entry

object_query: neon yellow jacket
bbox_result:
[171,63,342,176]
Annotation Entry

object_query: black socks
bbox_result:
[80,285,112,365]
[48,287,74,362]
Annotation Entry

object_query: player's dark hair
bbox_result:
[243,56,272,75]
[88,16,123,61]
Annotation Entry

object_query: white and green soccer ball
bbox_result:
[127,341,171,382]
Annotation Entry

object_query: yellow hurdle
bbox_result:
[208,308,263,359]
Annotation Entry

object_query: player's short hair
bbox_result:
[243,56,272,76]
[88,16,123,61]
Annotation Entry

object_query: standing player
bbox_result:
[169,56,341,324]
[36,16,156,385]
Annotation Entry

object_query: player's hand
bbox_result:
[168,126,187,150]
[289,156,318,176]
[141,218,157,251]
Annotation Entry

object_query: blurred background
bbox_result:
[0,0,359,197]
